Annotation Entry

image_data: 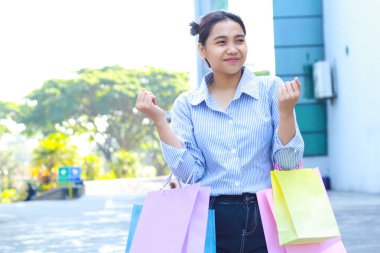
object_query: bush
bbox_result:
[80,154,103,181]
[0,188,26,203]
[98,170,117,180]
[108,150,141,178]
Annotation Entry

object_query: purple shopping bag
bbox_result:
[130,183,211,253]
[182,186,211,252]
[257,187,347,253]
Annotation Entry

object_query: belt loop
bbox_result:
[243,193,257,202]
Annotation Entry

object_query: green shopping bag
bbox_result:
[271,168,340,246]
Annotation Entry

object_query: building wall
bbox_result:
[323,0,380,193]
[272,0,330,177]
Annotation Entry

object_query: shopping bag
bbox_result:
[257,188,285,253]
[125,204,143,253]
[126,183,215,253]
[182,187,215,253]
[126,205,216,253]
[203,209,217,253]
[271,168,340,245]
[257,187,347,253]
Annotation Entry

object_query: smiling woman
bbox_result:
[136,9,303,253]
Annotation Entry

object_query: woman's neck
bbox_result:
[210,69,243,91]
[207,69,243,111]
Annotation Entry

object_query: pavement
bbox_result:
[328,191,380,252]
[0,177,379,253]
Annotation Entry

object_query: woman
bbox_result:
[136,10,304,253]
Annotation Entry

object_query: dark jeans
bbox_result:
[209,193,268,253]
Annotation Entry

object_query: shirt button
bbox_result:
[229,120,233,124]
[235,181,240,187]
[231,149,236,154]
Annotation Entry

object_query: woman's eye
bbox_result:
[237,39,245,44]
[216,41,226,45]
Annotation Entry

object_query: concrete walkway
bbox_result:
[328,191,380,253]
[0,177,379,253]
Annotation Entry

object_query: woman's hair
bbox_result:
[189,10,246,46]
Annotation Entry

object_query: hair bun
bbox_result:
[189,21,200,36]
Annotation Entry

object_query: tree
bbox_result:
[0,101,20,137]
[80,154,103,180]
[0,149,18,189]
[21,66,189,175]
[32,132,78,184]
[108,150,141,178]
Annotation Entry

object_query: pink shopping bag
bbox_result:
[130,183,211,253]
[182,186,211,252]
[257,187,347,253]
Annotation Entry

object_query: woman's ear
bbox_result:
[198,43,206,60]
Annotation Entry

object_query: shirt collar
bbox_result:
[189,67,259,106]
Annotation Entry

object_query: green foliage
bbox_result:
[254,70,271,76]
[0,149,18,189]
[0,101,20,120]
[108,150,141,178]
[0,124,9,136]
[139,130,170,176]
[21,66,189,173]
[0,183,31,203]
[0,188,18,204]
[80,154,103,181]
[32,132,78,174]
[0,101,20,136]
[98,170,117,180]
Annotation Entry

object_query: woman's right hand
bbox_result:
[135,89,167,124]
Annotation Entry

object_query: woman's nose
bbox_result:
[227,44,238,54]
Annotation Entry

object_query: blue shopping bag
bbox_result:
[126,204,216,253]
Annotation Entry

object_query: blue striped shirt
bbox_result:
[161,67,304,196]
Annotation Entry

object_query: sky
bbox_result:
[0,0,274,102]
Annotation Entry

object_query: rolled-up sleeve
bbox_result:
[270,77,304,170]
[272,127,304,170]
[160,93,206,183]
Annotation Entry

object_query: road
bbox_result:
[0,177,379,253]
[0,178,164,253]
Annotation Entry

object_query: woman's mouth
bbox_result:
[225,58,240,63]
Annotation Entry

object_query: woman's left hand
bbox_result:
[278,77,301,117]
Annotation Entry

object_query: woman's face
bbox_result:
[199,19,247,76]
